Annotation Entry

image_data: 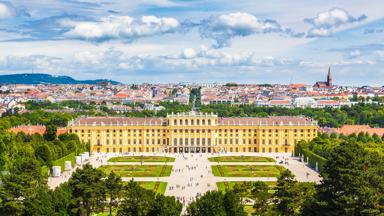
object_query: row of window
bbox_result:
[94,137,310,146]
[72,128,317,135]
[97,146,289,153]
[172,118,216,126]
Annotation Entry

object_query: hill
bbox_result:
[0,73,120,85]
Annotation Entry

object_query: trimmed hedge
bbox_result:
[52,152,76,171]
[295,145,327,172]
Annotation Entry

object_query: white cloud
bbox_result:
[344,50,361,59]
[305,8,367,37]
[0,55,62,74]
[63,15,180,42]
[307,28,331,37]
[74,51,101,65]
[0,2,14,20]
[181,48,197,59]
[199,12,302,48]
[374,51,384,61]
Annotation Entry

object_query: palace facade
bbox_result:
[68,112,318,154]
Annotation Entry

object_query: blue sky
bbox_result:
[0,0,383,85]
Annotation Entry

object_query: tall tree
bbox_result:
[149,195,182,216]
[232,181,252,204]
[117,180,155,216]
[187,191,226,216]
[23,187,55,216]
[105,171,123,216]
[68,164,106,216]
[306,142,384,215]
[44,124,57,141]
[251,181,271,215]
[273,170,297,215]
[223,191,247,216]
[187,190,246,216]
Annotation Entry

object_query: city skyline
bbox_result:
[0,1,383,85]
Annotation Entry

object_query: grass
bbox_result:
[52,152,76,171]
[208,156,275,162]
[244,205,255,215]
[216,181,277,193]
[138,182,168,195]
[99,165,172,177]
[212,165,285,177]
[108,156,175,163]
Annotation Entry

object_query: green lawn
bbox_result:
[244,205,254,215]
[138,182,168,195]
[216,181,276,193]
[99,165,172,177]
[208,156,275,162]
[212,165,285,177]
[52,152,76,171]
[108,156,175,163]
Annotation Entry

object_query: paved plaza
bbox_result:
[48,152,321,204]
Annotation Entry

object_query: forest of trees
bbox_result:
[0,164,182,216]
[0,128,87,173]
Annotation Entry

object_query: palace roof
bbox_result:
[69,115,317,127]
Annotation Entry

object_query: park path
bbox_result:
[106,162,173,166]
[164,154,217,212]
[210,162,276,166]
[213,177,278,182]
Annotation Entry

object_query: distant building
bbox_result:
[9,125,67,135]
[314,67,333,88]
[323,125,384,136]
[294,97,317,108]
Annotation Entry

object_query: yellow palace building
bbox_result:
[68,111,318,154]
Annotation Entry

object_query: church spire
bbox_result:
[327,66,332,87]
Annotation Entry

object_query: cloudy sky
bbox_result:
[0,0,383,85]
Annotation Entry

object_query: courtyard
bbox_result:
[48,152,321,212]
